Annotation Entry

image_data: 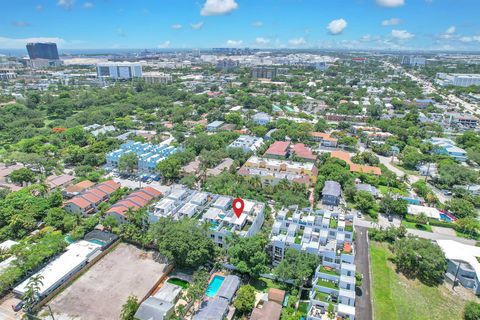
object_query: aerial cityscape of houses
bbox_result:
[0,19,480,319]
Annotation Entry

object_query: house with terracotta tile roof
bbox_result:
[64,180,121,215]
[106,187,162,223]
[264,141,291,159]
[310,132,338,147]
[292,143,317,162]
[63,180,95,198]
[330,150,381,176]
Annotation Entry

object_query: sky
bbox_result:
[1,0,480,51]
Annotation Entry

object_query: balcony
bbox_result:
[315,278,339,290]
[317,265,341,277]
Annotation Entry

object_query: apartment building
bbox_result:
[149,187,265,248]
[238,156,318,187]
[228,135,264,153]
[106,141,177,173]
[64,180,121,215]
[269,207,356,320]
[106,187,162,224]
[96,62,142,80]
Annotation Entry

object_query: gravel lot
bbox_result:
[47,243,167,320]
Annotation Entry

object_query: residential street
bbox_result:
[354,226,373,320]
[355,215,476,245]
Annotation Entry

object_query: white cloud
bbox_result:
[381,18,401,26]
[376,0,405,7]
[57,0,75,10]
[0,36,66,49]
[171,24,183,30]
[12,21,31,27]
[36,4,44,11]
[201,0,238,16]
[255,37,270,45]
[191,22,204,30]
[440,26,456,39]
[158,41,171,48]
[391,29,414,40]
[83,2,93,9]
[445,26,456,35]
[327,19,347,35]
[288,37,306,46]
[226,39,243,46]
[459,36,480,43]
[252,21,263,28]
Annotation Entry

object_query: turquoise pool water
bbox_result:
[205,275,225,297]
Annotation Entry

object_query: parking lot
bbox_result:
[47,243,167,320]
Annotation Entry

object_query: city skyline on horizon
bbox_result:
[1,0,480,52]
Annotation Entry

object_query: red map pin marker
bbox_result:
[232,198,244,218]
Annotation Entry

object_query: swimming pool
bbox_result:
[205,275,225,297]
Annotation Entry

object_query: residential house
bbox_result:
[265,141,291,159]
[253,112,272,125]
[106,187,162,223]
[437,240,480,295]
[355,183,379,198]
[310,132,338,147]
[322,181,341,206]
[193,275,240,320]
[64,180,121,215]
[134,283,182,320]
[63,180,95,198]
[228,135,264,153]
[206,158,234,176]
[207,121,225,132]
[292,143,317,162]
[429,138,468,162]
[45,174,75,191]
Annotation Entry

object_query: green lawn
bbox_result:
[378,185,408,196]
[401,220,433,232]
[370,241,474,320]
[249,277,290,293]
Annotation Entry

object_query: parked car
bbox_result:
[443,190,453,196]
[357,212,362,218]
[388,215,394,222]
[12,301,23,312]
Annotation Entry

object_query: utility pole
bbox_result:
[452,261,463,290]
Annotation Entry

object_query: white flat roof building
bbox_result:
[14,240,101,297]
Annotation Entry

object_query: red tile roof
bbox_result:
[66,197,92,210]
[330,150,381,175]
[310,132,338,142]
[106,187,160,218]
[81,192,102,204]
[292,143,316,160]
[265,141,290,157]
[64,180,94,193]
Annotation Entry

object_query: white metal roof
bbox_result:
[14,241,101,296]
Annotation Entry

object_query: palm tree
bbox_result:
[22,274,44,317]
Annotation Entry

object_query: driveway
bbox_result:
[354,226,373,320]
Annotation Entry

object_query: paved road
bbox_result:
[354,226,373,320]
[355,216,476,245]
